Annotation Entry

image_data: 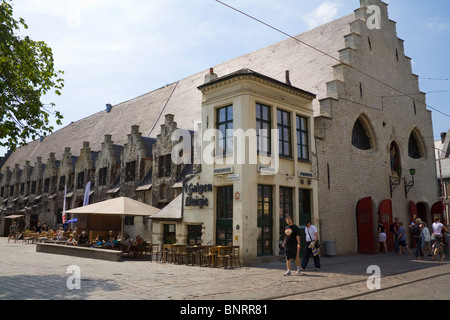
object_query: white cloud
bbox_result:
[302,1,342,29]
[427,17,449,30]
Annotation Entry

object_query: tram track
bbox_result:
[267,263,450,300]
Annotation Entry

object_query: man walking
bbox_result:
[282,216,301,276]
[301,220,321,271]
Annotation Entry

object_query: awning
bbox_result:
[136,184,152,191]
[65,197,160,217]
[4,215,25,219]
[150,195,182,220]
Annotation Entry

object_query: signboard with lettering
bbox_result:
[184,183,213,209]
[213,167,233,175]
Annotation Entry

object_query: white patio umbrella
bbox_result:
[65,197,160,237]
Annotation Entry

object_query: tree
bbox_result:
[0,0,64,151]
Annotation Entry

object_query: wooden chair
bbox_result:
[150,244,163,262]
[200,246,213,267]
[230,246,241,268]
[216,246,233,268]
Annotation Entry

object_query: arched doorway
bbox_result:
[416,202,428,225]
[356,197,376,254]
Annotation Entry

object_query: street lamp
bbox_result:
[404,168,416,199]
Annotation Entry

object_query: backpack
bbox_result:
[412,224,421,236]
[389,223,396,234]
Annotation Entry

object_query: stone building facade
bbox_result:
[0,0,440,257]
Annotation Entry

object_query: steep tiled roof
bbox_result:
[1,14,353,172]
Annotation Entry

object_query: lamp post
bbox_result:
[404,168,416,199]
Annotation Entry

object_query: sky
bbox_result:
[4,0,450,155]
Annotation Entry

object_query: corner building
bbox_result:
[0,0,439,263]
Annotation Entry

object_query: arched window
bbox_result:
[408,130,423,159]
[352,118,371,150]
[390,141,401,174]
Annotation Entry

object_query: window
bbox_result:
[99,167,107,186]
[188,225,202,245]
[216,186,233,246]
[277,109,291,157]
[352,118,371,150]
[124,216,134,226]
[408,132,422,159]
[44,178,50,193]
[296,115,309,161]
[279,187,293,254]
[163,224,176,244]
[390,141,401,173]
[160,184,167,200]
[216,105,233,156]
[31,181,37,194]
[77,172,85,189]
[125,161,136,182]
[158,155,171,177]
[59,176,65,191]
[256,103,271,154]
[257,185,273,256]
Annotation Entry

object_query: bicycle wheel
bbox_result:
[433,246,445,261]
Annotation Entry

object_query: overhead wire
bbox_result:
[215,0,450,118]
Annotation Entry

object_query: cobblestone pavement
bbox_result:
[0,237,449,301]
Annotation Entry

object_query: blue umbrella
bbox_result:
[66,218,77,224]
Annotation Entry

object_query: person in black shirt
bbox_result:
[77,231,89,246]
[282,216,301,276]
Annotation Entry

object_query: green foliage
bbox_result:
[0,0,64,151]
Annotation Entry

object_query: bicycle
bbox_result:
[432,233,450,261]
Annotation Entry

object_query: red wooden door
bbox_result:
[431,202,446,225]
[357,197,375,254]
[379,199,393,251]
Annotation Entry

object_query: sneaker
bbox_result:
[284,270,291,276]
[296,268,301,275]
[315,268,320,271]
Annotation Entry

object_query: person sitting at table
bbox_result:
[34,222,42,234]
[56,228,64,240]
[66,234,76,246]
[77,231,89,246]
[41,222,48,232]
[92,235,104,247]
[122,234,134,255]
[105,230,115,247]
[135,235,144,245]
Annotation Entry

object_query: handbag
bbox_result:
[307,228,320,248]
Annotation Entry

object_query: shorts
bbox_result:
[285,247,298,260]
[399,240,407,247]
[378,232,386,242]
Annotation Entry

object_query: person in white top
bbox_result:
[301,220,321,271]
[431,217,450,256]
[431,217,450,240]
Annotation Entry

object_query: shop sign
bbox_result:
[184,183,213,209]
[214,167,233,175]
[258,165,276,175]
[299,171,313,178]
[228,173,240,181]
